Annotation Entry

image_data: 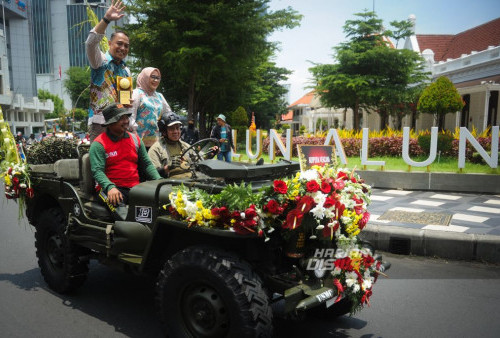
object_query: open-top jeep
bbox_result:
[26,139,389,337]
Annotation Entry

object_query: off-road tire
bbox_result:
[156,247,273,337]
[35,208,88,293]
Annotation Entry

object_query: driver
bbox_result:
[148,112,192,178]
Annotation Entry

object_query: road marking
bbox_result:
[368,214,391,223]
[422,224,469,232]
[411,200,445,207]
[382,189,413,195]
[468,206,500,214]
[452,213,489,223]
[484,199,500,206]
[370,195,394,201]
[429,194,462,201]
[390,207,425,213]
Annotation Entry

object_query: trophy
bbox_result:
[117,76,133,104]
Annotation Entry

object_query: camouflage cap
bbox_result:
[102,103,131,126]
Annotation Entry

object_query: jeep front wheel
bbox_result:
[156,247,273,337]
[35,208,88,293]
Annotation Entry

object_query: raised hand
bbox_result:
[105,0,126,22]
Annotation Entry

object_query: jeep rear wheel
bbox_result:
[35,208,88,293]
[156,247,273,337]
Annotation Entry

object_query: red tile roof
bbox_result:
[417,17,500,62]
[288,91,315,108]
[281,110,293,121]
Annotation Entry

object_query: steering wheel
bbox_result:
[180,138,221,170]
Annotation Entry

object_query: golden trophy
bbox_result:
[117,76,133,104]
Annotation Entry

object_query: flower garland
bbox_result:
[0,108,33,218]
[166,164,381,314]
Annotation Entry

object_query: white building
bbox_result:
[403,15,500,132]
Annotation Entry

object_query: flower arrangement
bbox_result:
[166,163,381,314]
[1,108,34,218]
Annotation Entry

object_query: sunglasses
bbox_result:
[151,75,161,81]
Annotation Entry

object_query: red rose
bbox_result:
[282,209,304,230]
[245,205,258,219]
[306,180,320,193]
[273,180,288,194]
[320,181,331,194]
[323,196,336,208]
[265,200,282,215]
[12,177,19,186]
[297,195,315,213]
[333,180,345,191]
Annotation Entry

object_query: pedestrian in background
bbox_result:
[210,114,235,162]
[181,118,200,145]
[128,67,171,150]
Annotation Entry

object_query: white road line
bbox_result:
[468,206,500,214]
[370,195,394,201]
[430,194,462,201]
[452,213,489,223]
[382,190,413,195]
[484,199,500,205]
[411,200,445,207]
[422,224,469,232]
[390,207,425,213]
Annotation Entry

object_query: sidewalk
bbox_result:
[363,188,500,263]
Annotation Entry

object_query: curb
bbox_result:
[361,223,500,263]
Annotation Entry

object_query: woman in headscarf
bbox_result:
[128,67,172,149]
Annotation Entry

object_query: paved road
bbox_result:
[1,194,500,337]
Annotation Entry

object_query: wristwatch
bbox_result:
[103,16,111,24]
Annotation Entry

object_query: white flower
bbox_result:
[352,284,360,293]
[19,183,27,189]
[332,267,342,276]
[299,169,318,181]
[316,224,324,230]
[240,212,246,219]
[310,205,326,219]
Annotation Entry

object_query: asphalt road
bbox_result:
[1,197,500,337]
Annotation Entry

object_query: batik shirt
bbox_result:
[129,88,171,148]
[86,29,131,125]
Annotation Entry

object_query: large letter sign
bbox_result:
[402,127,438,167]
[459,126,498,168]
[269,129,292,161]
[246,129,263,160]
[361,128,385,166]
[324,128,348,165]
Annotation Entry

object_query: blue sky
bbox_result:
[267,0,500,103]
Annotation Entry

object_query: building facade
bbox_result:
[403,15,500,132]
[0,0,54,136]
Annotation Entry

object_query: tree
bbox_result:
[247,62,291,130]
[38,89,66,119]
[64,67,91,110]
[310,10,428,130]
[125,0,301,136]
[417,76,464,130]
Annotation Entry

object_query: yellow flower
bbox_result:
[202,208,213,220]
[196,200,204,209]
[4,174,11,186]
[230,219,236,225]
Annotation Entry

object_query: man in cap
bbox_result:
[86,0,131,142]
[90,103,161,206]
[210,114,235,162]
[148,112,192,178]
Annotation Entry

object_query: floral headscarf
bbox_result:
[136,67,161,96]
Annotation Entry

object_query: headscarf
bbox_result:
[136,67,161,96]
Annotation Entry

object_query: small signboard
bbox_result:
[297,145,336,171]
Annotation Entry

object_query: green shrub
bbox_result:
[418,133,454,154]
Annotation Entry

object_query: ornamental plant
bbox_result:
[166,164,382,313]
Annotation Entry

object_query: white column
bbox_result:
[483,89,490,131]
